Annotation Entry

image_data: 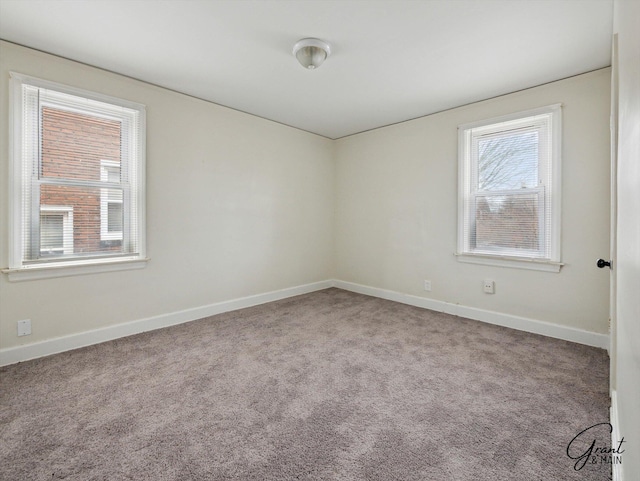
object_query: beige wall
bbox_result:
[0,41,335,350]
[334,69,611,334]
[0,41,612,357]
[613,0,640,478]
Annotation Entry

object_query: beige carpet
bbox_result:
[0,288,610,480]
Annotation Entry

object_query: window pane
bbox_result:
[41,107,121,182]
[40,213,64,253]
[475,193,539,252]
[478,131,538,190]
[105,187,122,202]
[106,166,120,183]
[36,184,125,259]
[107,202,123,233]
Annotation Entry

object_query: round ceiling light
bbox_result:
[293,38,331,70]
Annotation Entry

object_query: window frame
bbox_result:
[4,72,148,281]
[100,160,124,242]
[456,104,563,272]
[39,205,74,256]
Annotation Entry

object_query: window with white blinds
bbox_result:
[457,105,562,271]
[7,72,146,278]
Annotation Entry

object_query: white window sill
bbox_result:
[2,257,149,282]
[455,253,563,273]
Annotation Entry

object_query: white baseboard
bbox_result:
[610,390,624,481]
[333,280,609,350]
[0,280,333,366]
[1,278,609,366]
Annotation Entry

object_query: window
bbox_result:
[6,73,146,280]
[40,206,74,256]
[100,160,123,241]
[457,105,562,272]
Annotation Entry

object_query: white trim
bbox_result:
[610,390,624,481]
[455,253,563,272]
[457,104,562,270]
[333,280,609,349]
[458,103,563,131]
[550,103,563,264]
[0,280,333,366]
[0,279,609,366]
[2,257,150,282]
[7,71,146,273]
[9,73,24,268]
[9,71,146,112]
[609,33,619,393]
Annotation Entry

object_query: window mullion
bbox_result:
[39,177,121,189]
[475,186,543,197]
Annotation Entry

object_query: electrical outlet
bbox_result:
[483,279,495,294]
[17,319,31,337]
[424,280,432,292]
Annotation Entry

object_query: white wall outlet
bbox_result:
[17,319,32,336]
[424,280,432,292]
[483,279,495,294]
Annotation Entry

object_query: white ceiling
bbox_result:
[0,0,613,139]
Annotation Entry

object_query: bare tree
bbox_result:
[478,131,538,190]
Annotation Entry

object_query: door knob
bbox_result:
[597,259,612,269]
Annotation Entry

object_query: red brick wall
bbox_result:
[41,107,121,254]
[475,196,539,251]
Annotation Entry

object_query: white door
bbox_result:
[606,34,619,393]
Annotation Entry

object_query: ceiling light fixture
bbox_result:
[293,38,331,70]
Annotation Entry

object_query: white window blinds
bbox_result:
[9,73,146,272]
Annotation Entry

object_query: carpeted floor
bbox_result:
[0,288,611,480]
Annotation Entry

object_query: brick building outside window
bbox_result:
[7,73,146,280]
